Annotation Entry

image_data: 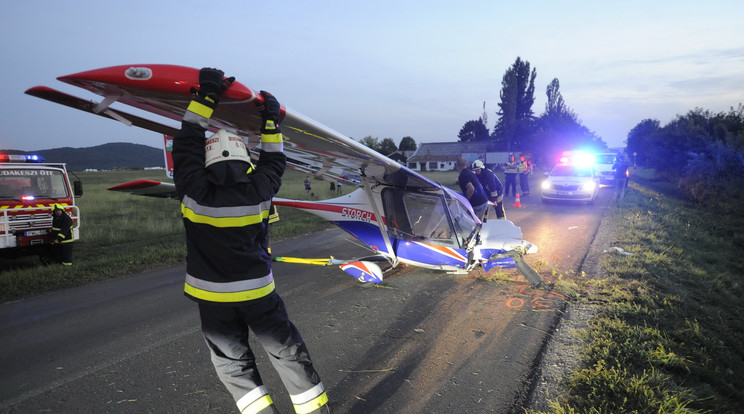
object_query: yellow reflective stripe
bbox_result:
[242,395,273,414]
[261,130,284,152]
[182,205,268,227]
[237,387,273,414]
[185,280,275,302]
[244,161,256,174]
[180,196,272,228]
[261,132,283,143]
[268,211,279,224]
[186,99,214,119]
[293,392,329,414]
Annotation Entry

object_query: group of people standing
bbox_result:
[503,153,533,198]
[456,153,532,221]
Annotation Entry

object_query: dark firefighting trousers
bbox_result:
[519,172,530,196]
[504,173,517,196]
[198,291,326,414]
[53,242,73,265]
[492,199,506,219]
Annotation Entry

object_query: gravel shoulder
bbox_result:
[526,205,618,411]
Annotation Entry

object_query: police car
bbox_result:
[541,163,600,204]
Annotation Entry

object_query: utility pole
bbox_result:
[481,101,488,129]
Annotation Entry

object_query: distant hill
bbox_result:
[5,143,163,171]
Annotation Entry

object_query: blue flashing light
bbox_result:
[559,150,595,167]
[0,153,44,163]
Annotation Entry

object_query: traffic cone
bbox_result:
[513,193,522,208]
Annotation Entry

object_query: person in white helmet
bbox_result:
[471,160,506,219]
[172,68,329,414]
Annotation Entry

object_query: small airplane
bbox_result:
[26,64,548,290]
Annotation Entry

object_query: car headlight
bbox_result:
[581,180,596,191]
[541,180,551,190]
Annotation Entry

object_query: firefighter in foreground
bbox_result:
[50,204,73,265]
[172,68,329,414]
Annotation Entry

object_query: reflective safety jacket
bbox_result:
[51,212,73,244]
[504,161,519,174]
[173,121,286,305]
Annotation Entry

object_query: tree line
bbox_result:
[357,56,608,165]
[459,56,606,166]
[354,56,743,212]
[627,105,744,210]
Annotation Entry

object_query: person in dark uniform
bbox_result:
[504,154,518,197]
[518,154,532,197]
[455,157,488,220]
[472,160,506,219]
[612,153,630,202]
[172,68,329,414]
[50,204,73,265]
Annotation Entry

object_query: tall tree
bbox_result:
[398,136,417,151]
[545,78,567,116]
[358,136,380,152]
[531,78,605,164]
[493,57,537,151]
[458,118,489,142]
[378,138,398,155]
[626,119,661,167]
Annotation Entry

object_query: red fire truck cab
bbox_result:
[0,153,82,263]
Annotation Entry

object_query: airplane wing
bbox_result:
[26,64,437,191]
[107,179,177,198]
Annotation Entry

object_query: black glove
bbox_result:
[255,91,281,123]
[191,68,235,108]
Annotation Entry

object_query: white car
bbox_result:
[594,152,619,185]
[541,164,600,204]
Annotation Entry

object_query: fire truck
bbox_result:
[0,153,82,263]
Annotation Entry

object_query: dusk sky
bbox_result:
[2,1,742,152]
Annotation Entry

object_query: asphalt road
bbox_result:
[0,186,613,414]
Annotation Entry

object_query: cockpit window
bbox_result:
[441,188,479,244]
[382,188,459,247]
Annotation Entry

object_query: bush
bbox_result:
[677,141,744,213]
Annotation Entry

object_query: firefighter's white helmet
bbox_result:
[471,159,485,170]
[204,129,251,167]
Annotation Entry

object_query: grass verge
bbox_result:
[533,168,744,413]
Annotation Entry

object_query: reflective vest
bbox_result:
[504,161,519,174]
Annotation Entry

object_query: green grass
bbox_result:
[532,168,744,413]
[0,168,339,302]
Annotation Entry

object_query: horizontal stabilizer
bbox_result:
[340,261,384,284]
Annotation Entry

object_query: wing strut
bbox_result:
[489,249,550,291]
[92,95,133,127]
[361,176,398,268]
